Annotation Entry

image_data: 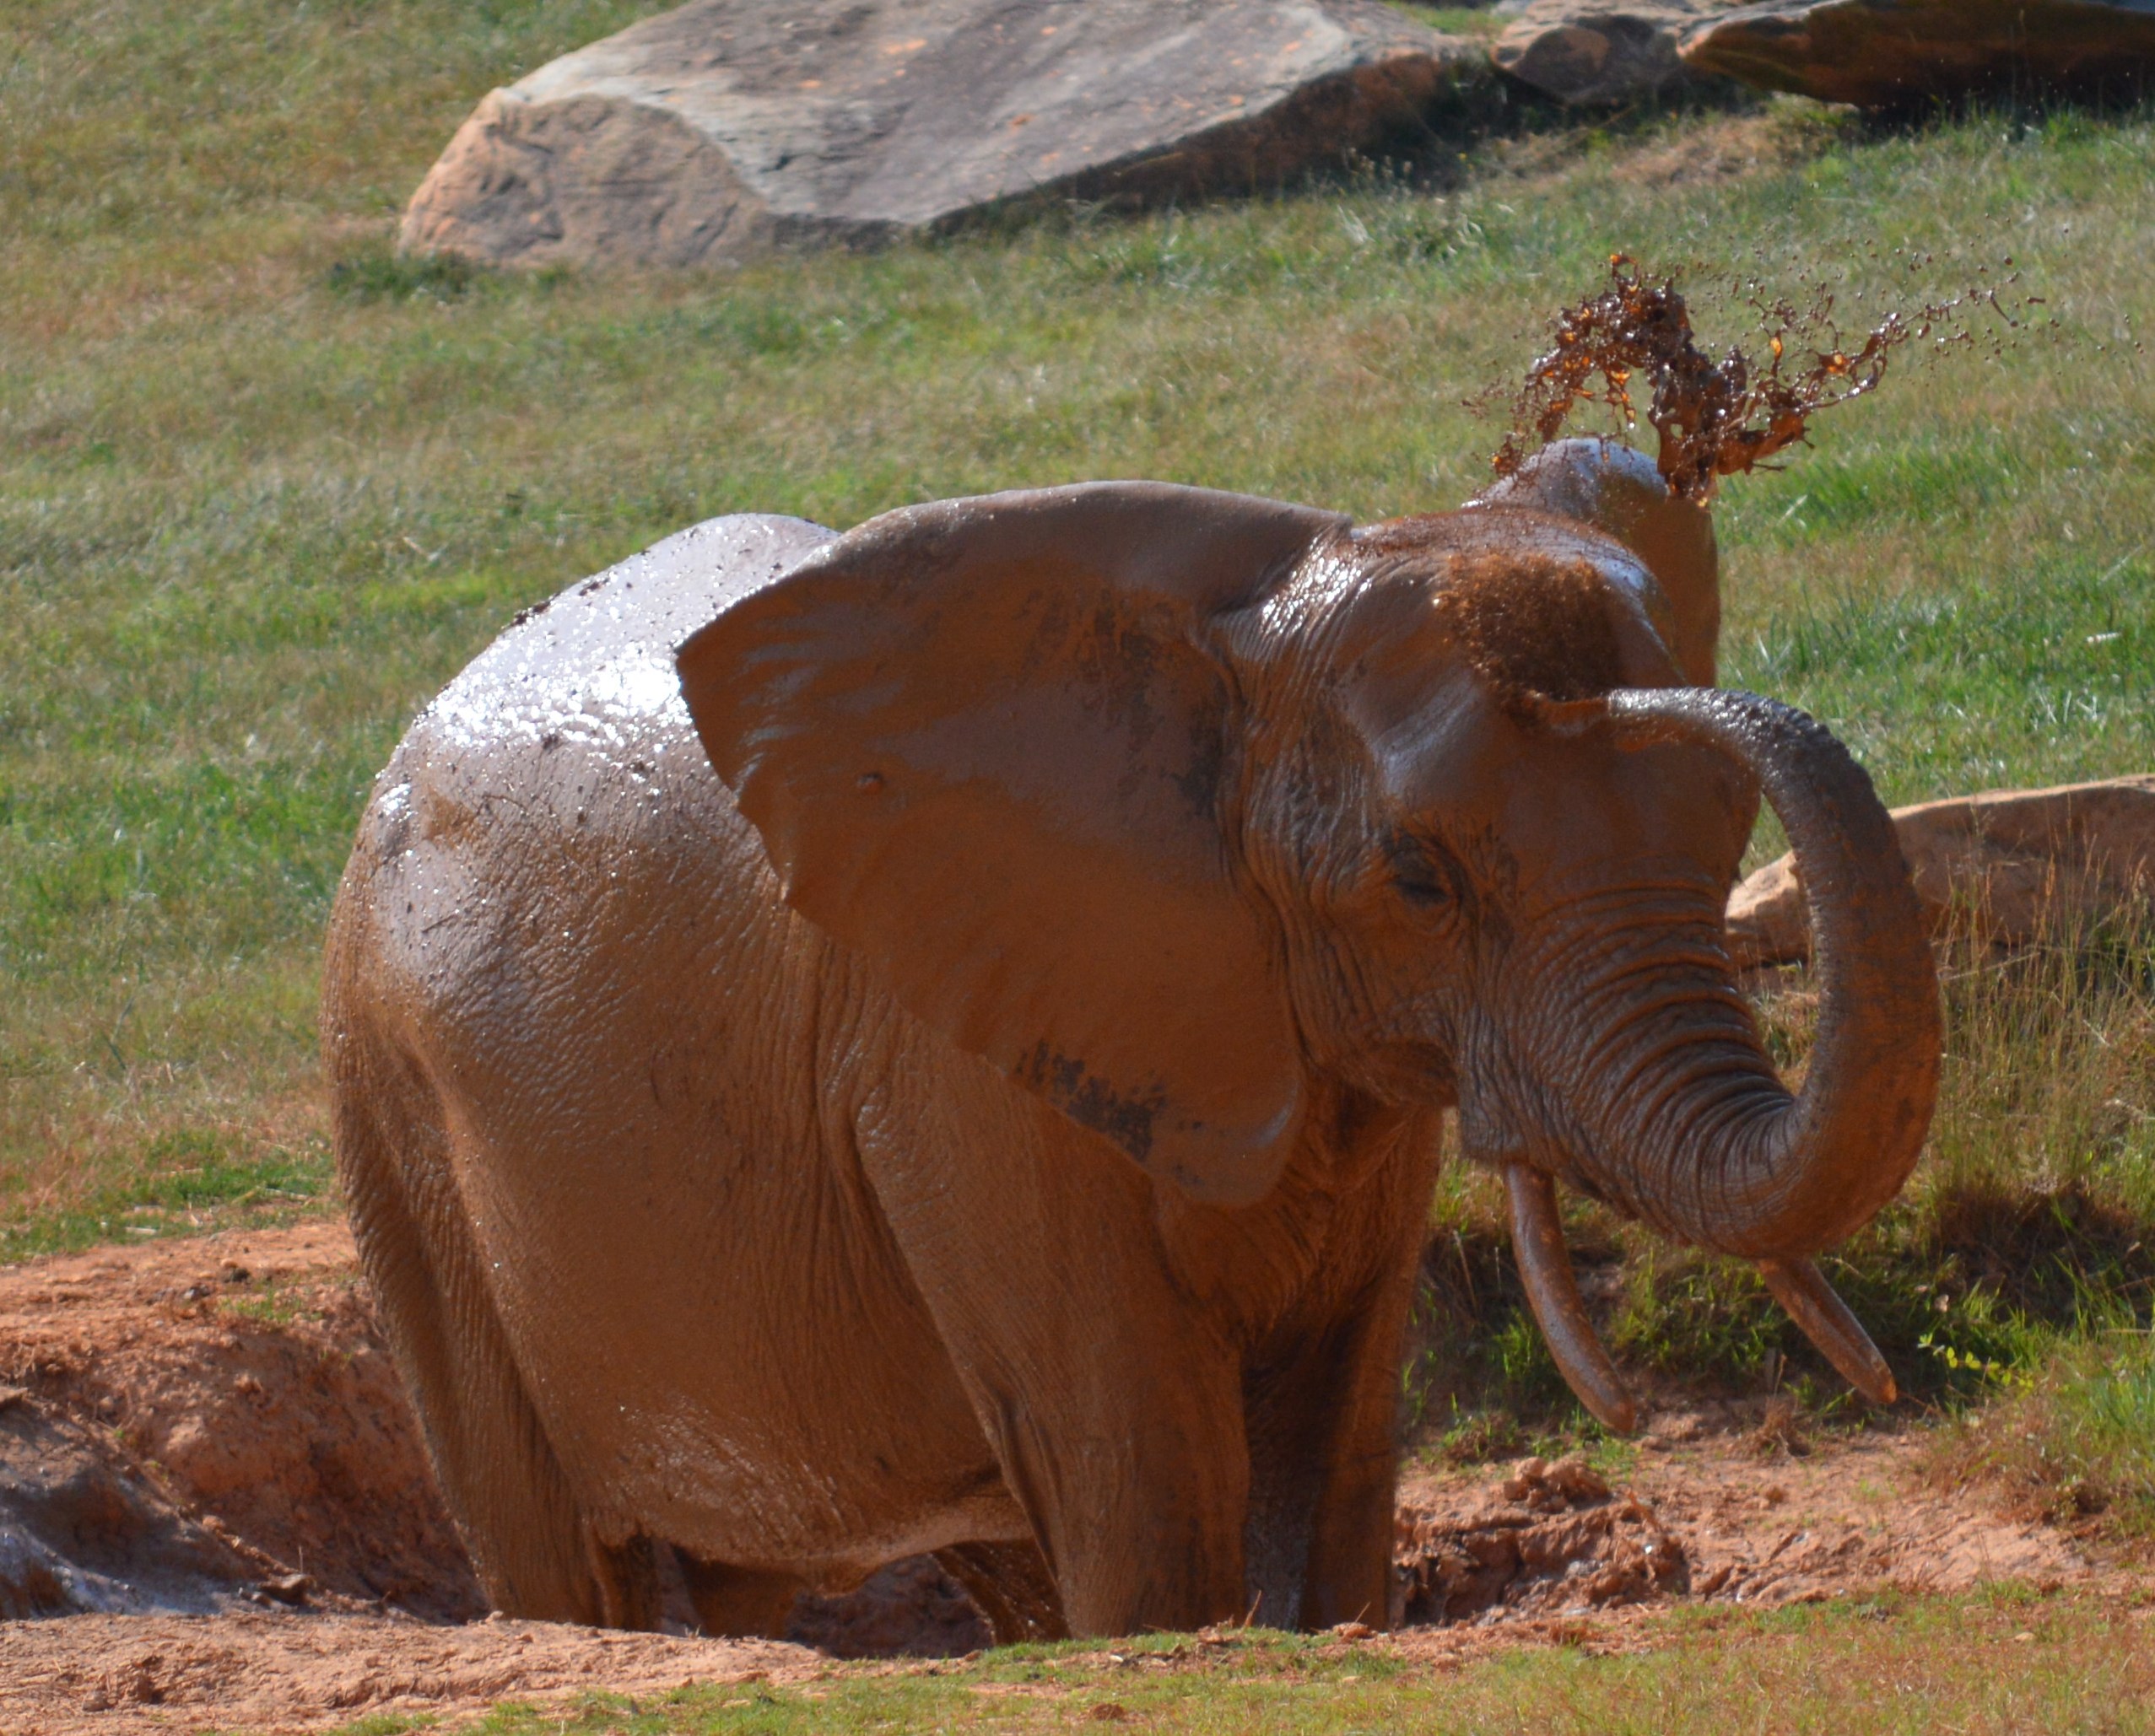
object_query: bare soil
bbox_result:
[0,1224,2125,1734]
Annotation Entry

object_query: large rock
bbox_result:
[400,0,1477,269]
[1493,0,1726,105]
[1727,775,2155,968]
[1678,0,2155,109]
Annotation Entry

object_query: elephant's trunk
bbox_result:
[1493,689,1940,1429]
[1595,688,1941,1258]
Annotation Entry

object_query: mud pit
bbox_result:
[0,1225,2111,1733]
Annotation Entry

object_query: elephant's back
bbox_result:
[417,510,833,775]
[326,509,839,1110]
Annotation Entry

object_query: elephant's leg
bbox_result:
[1240,1164,1429,1632]
[1276,1262,1424,1631]
[859,1076,1257,1636]
[335,1038,635,1626]
[932,1540,1067,1646]
[586,1534,667,1630]
[970,1349,1249,1636]
[676,1555,804,1639]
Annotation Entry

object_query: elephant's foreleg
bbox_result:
[676,1555,805,1639]
[860,1080,1256,1636]
[1241,1313,1400,1630]
[932,1540,1067,1646]
[969,1352,1250,1636]
[1244,1219,1427,1631]
[1287,1295,1414,1631]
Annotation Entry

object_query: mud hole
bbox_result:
[0,1225,2113,1733]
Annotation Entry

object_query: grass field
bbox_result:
[335,1589,2155,1734]
[5,0,2153,1542]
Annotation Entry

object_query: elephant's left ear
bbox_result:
[677,482,1348,1206]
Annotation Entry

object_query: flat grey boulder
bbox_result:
[1678,0,2155,108]
[1728,774,2155,968]
[1493,0,1729,105]
[400,0,1477,269]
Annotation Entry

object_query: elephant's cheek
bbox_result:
[1454,1094,1510,1160]
[1451,1018,1542,1161]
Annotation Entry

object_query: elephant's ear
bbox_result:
[677,483,1348,1206]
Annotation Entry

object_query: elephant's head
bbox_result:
[676,478,1939,1431]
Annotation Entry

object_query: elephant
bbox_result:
[321,434,1939,1642]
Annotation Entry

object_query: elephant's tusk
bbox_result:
[1504,1165,1638,1436]
[1757,1255,1898,1405]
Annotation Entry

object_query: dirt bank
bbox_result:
[0,1222,2120,1733]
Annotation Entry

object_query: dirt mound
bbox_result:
[1395,1453,1686,1623]
[0,1223,475,1622]
[3,1610,813,1733]
[1629,1402,2089,1600]
[0,1224,997,1651]
[1393,1402,2092,1630]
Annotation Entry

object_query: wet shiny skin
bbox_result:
[323,449,1935,1639]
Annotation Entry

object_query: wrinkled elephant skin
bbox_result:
[322,445,1938,1640]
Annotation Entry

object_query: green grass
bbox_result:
[291,1592,2155,1735]
[1395,3,1509,40]
[6,0,2155,1537]
[1938,1318,2155,1541]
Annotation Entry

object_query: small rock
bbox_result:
[1678,0,2155,109]
[1647,1410,1706,1444]
[1501,1453,1610,1508]
[258,1572,316,1605]
[1493,0,1730,105]
[119,1656,168,1706]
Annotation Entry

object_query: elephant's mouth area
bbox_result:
[1331,1010,1461,1108]
[1461,1130,1898,1440]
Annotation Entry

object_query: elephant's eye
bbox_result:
[1386,830,1462,913]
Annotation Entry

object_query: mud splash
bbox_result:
[1484,255,2034,499]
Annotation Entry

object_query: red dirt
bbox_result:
[0,1222,2125,1734]
[3,1613,811,1733]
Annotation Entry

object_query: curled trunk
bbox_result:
[1594,688,1941,1259]
[1493,689,1940,1427]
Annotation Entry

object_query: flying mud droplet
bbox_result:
[1478,254,2039,501]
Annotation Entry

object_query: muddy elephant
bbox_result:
[322,437,1937,1641]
